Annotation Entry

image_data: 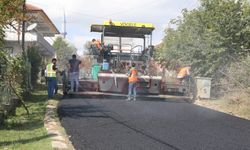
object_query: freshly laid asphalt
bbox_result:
[58,97,250,150]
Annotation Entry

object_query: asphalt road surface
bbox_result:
[58,97,250,150]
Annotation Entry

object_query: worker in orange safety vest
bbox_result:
[92,39,102,50]
[126,63,138,101]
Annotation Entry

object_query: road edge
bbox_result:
[44,99,75,150]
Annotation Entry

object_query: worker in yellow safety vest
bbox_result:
[45,58,57,99]
[177,66,191,84]
[126,63,138,101]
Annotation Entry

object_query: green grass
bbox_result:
[0,85,53,150]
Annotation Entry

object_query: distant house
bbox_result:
[4,3,60,58]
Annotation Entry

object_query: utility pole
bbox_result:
[21,0,31,92]
[62,9,67,38]
[22,0,26,56]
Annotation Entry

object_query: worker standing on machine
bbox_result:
[126,63,138,101]
[92,38,104,62]
[92,39,102,50]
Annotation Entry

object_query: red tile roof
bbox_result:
[26,3,42,11]
[25,3,60,34]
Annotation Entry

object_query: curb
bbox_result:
[44,99,75,150]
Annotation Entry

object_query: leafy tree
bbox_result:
[0,0,24,46]
[156,0,250,78]
[83,40,92,55]
[0,0,24,25]
[53,37,77,69]
[0,0,31,115]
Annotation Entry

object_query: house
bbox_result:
[4,3,60,58]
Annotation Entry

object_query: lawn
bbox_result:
[0,86,52,150]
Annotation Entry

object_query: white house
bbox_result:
[4,3,60,58]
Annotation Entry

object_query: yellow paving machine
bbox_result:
[63,21,187,97]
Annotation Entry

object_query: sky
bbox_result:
[27,0,199,55]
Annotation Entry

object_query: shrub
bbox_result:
[27,46,42,87]
[0,50,29,115]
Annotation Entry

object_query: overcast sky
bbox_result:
[27,0,199,55]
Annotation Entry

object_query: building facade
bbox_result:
[4,3,60,58]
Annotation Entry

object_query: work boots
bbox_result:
[126,97,136,101]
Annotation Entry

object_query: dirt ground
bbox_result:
[195,97,250,120]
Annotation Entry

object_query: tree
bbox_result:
[0,0,24,46]
[83,40,92,55]
[53,37,77,69]
[0,0,24,25]
[156,0,250,78]
[0,0,30,115]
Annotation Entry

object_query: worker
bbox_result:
[54,65,61,94]
[140,65,148,75]
[126,63,138,101]
[177,66,191,84]
[92,38,104,62]
[92,39,102,50]
[46,58,57,99]
[103,43,113,61]
[68,54,81,92]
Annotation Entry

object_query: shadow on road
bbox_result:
[58,103,110,119]
[62,94,190,104]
